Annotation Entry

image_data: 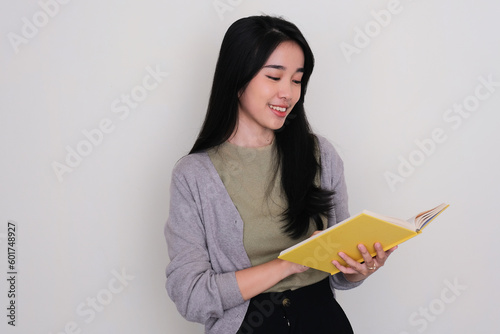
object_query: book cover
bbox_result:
[278,203,449,275]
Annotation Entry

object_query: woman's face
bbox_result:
[237,41,305,141]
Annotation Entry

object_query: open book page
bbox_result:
[406,203,449,231]
[362,210,416,230]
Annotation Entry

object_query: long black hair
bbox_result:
[190,15,334,239]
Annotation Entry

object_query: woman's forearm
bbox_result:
[235,259,303,300]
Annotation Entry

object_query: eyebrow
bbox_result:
[263,64,304,73]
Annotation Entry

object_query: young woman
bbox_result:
[165,15,396,334]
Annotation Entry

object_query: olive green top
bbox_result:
[208,141,328,292]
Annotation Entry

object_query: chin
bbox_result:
[271,122,287,132]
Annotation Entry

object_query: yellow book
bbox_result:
[278,203,449,275]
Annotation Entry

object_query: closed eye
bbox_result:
[266,76,301,84]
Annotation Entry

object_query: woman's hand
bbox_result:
[236,258,311,300]
[332,242,397,282]
[286,261,311,275]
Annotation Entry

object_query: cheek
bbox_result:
[256,84,274,100]
[243,81,269,103]
[293,86,302,103]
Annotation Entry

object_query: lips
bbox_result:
[269,104,288,112]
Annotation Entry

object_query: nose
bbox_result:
[278,81,293,101]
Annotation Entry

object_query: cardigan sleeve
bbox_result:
[317,135,364,290]
[164,156,246,324]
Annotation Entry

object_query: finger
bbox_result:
[372,242,388,266]
[357,244,381,272]
[386,245,398,256]
[357,244,376,267]
[332,259,359,275]
[337,252,368,275]
[373,243,398,267]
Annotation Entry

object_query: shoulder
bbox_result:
[171,151,214,183]
[315,134,335,153]
[314,134,343,169]
[173,151,211,173]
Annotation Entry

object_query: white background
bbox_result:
[1,0,499,333]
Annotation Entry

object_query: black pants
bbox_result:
[237,278,353,334]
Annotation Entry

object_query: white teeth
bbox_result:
[269,105,287,112]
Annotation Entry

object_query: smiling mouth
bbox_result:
[269,104,287,112]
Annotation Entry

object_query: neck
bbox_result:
[228,127,274,148]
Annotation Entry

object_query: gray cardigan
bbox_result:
[165,135,362,333]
